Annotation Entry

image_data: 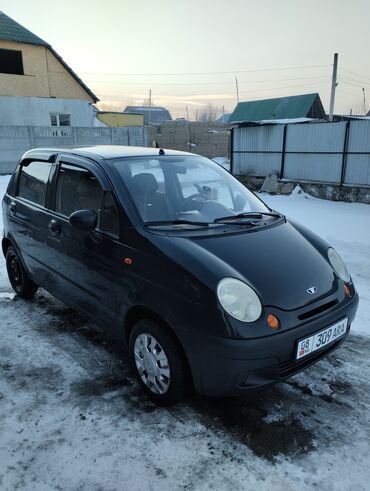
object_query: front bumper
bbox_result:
[179,293,359,396]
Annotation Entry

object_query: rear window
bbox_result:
[18,161,52,206]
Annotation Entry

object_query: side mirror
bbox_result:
[69,209,97,230]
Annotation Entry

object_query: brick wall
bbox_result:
[148,121,230,158]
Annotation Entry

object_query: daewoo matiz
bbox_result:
[2,146,359,404]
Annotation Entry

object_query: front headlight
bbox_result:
[328,248,351,283]
[217,277,262,322]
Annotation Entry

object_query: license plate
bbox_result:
[296,318,348,360]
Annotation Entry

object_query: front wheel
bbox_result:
[6,246,38,298]
[129,320,188,405]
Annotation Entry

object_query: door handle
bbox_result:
[48,219,61,235]
[10,201,16,213]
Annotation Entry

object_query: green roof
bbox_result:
[229,93,325,122]
[0,11,48,46]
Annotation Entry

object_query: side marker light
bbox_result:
[267,314,280,330]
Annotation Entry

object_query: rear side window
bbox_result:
[55,164,103,217]
[18,161,52,206]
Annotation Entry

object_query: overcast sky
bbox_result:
[1,0,370,118]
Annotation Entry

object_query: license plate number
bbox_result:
[296,318,348,360]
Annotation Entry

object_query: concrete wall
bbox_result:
[0,40,93,101]
[0,126,148,174]
[0,96,95,126]
[148,121,230,158]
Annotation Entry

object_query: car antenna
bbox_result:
[159,148,165,155]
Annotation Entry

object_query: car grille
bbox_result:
[278,336,346,379]
[298,299,338,321]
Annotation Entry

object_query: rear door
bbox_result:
[45,154,125,330]
[7,155,56,285]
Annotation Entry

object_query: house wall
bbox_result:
[0,96,94,126]
[0,40,93,101]
[96,113,144,127]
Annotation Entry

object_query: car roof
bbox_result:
[22,145,195,162]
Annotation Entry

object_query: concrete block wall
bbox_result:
[0,126,148,174]
[148,121,230,158]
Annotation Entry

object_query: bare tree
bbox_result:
[197,103,223,122]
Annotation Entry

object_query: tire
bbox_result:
[129,320,188,405]
[6,246,38,299]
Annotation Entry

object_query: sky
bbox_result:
[1,0,370,119]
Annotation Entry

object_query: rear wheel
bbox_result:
[129,320,188,405]
[6,246,38,298]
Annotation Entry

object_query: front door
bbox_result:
[45,156,125,332]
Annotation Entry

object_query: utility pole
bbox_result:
[148,89,152,125]
[235,76,240,104]
[329,53,338,122]
[222,105,225,122]
[362,88,367,114]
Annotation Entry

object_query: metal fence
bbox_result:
[231,120,370,187]
[0,125,148,174]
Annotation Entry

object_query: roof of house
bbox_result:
[0,11,98,102]
[229,93,325,123]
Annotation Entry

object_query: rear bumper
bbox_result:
[179,293,359,396]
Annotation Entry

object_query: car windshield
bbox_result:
[111,155,270,225]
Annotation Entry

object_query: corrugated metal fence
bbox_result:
[0,126,148,174]
[231,120,370,187]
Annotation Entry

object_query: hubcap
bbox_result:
[134,333,171,395]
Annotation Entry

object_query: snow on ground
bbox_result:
[1,174,370,490]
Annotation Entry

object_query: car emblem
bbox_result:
[306,286,317,295]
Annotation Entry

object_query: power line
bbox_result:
[96,80,328,102]
[340,79,370,90]
[85,76,329,87]
[340,67,370,84]
[80,63,330,77]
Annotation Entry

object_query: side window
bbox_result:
[18,161,52,206]
[101,192,119,237]
[55,164,103,218]
[129,159,166,194]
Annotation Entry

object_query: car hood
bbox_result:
[164,221,336,311]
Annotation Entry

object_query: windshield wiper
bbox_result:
[213,211,284,223]
[144,219,210,227]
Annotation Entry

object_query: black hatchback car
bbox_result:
[2,146,359,404]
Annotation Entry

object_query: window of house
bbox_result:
[50,114,71,127]
[18,161,52,206]
[55,164,103,218]
[101,192,119,236]
[0,48,24,75]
